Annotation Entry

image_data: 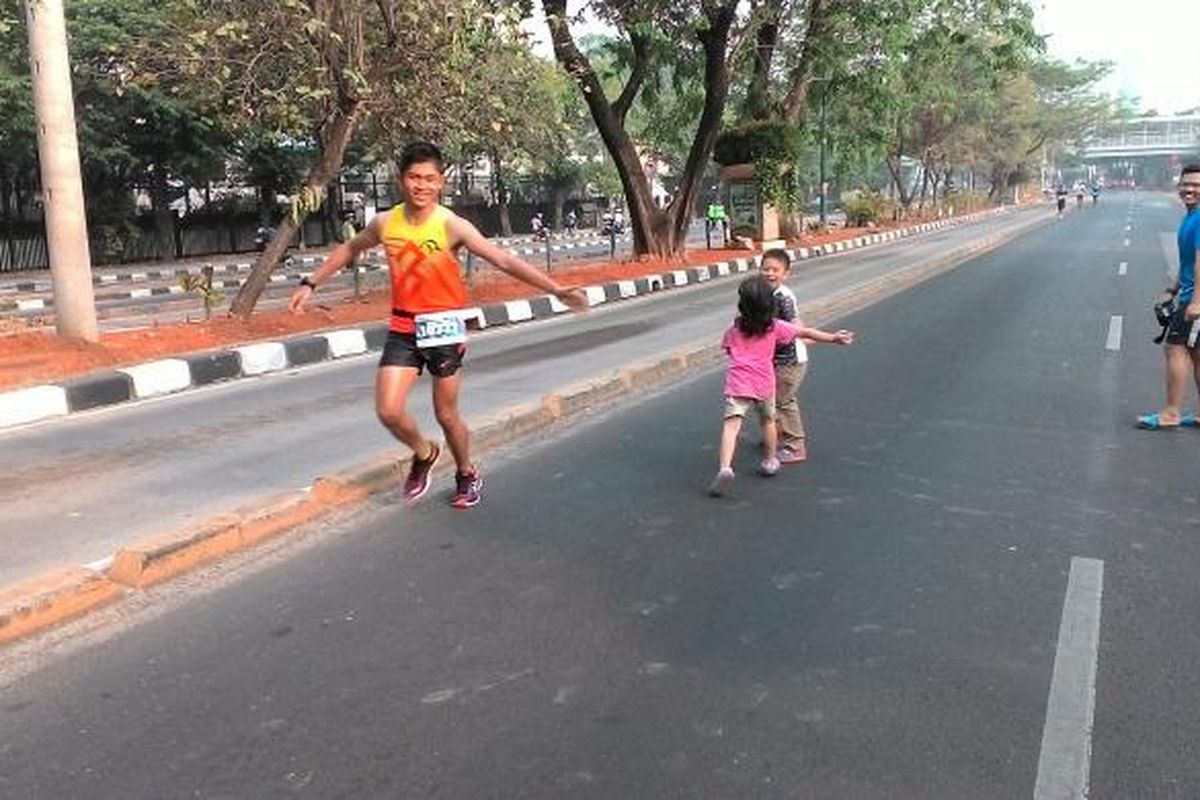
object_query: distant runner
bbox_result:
[291,141,587,508]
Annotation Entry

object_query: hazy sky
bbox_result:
[527,2,1199,116]
[1033,0,1200,115]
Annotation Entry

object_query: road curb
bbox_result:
[0,568,126,646]
[0,208,1017,432]
[0,207,1045,647]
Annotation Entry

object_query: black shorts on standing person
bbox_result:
[1164,306,1200,349]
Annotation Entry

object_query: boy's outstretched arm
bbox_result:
[449,215,587,311]
[799,325,854,345]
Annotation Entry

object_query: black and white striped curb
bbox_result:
[0,234,629,300]
[0,262,387,314]
[0,208,1010,430]
[0,240,629,314]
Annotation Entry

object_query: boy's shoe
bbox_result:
[777,445,808,464]
[708,467,735,497]
[403,441,441,504]
[759,457,781,476]
[451,469,484,509]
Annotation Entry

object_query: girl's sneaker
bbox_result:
[759,457,781,476]
[451,469,484,509]
[708,467,735,497]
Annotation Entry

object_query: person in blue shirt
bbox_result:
[1139,164,1200,429]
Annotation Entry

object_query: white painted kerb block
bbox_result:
[120,359,192,398]
[236,343,288,376]
[504,300,534,322]
[321,329,368,358]
[584,286,607,307]
[0,385,69,427]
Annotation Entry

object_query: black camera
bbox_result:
[1154,298,1175,328]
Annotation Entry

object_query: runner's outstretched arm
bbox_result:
[289,220,383,312]
[448,216,588,311]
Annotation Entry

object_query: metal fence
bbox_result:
[2,185,599,273]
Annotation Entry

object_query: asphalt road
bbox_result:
[5,193,1197,798]
[0,207,1038,588]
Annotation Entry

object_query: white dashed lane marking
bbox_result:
[1105,315,1123,351]
[1034,557,1104,800]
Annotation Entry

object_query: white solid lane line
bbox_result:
[1105,316,1123,351]
[1118,262,1127,276]
[1034,557,1105,800]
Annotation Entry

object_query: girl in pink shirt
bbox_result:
[710,276,853,497]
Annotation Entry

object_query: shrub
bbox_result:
[713,121,809,212]
[843,190,885,227]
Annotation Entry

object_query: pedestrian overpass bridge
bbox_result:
[1082,115,1200,159]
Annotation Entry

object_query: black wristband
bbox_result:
[300,277,318,291]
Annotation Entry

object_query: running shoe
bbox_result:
[777,445,808,464]
[451,469,484,509]
[759,457,781,476]
[403,441,441,504]
[708,467,735,497]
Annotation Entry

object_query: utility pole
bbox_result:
[25,0,98,341]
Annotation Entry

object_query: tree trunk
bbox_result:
[552,189,564,231]
[781,0,833,125]
[492,152,513,237]
[150,169,176,260]
[886,154,913,211]
[1,172,14,268]
[916,155,931,212]
[230,103,361,317]
[743,1,782,120]
[543,0,736,259]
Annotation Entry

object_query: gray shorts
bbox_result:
[724,395,776,420]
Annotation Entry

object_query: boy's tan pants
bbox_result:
[774,361,808,449]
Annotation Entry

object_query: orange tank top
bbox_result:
[380,204,467,333]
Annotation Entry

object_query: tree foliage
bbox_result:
[146,0,554,313]
[1,0,228,258]
[542,0,753,257]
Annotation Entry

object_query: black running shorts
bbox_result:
[1164,306,1200,348]
[379,331,466,376]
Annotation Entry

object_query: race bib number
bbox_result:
[414,311,467,348]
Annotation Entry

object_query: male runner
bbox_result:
[290,141,587,507]
[1054,185,1068,219]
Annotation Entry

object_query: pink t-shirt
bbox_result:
[721,319,800,399]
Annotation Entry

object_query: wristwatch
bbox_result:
[300,277,319,291]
